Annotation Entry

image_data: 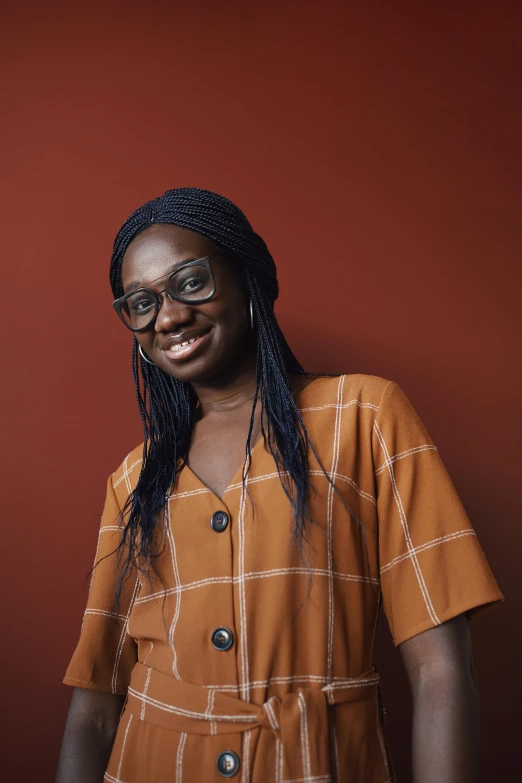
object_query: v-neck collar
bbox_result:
[180,424,266,505]
[177,375,324,505]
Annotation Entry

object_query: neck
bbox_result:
[191,353,259,417]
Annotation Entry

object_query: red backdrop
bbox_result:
[1,2,520,779]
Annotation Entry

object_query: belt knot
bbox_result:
[126,663,380,780]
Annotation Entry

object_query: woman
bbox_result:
[56,188,503,783]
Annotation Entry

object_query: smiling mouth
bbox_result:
[163,330,211,361]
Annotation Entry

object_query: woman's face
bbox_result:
[120,223,253,384]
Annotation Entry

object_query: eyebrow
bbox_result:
[124,258,198,294]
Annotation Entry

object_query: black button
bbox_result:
[216,751,240,777]
[211,511,229,532]
[211,627,234,651]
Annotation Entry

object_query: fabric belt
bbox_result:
[125,662,380,780]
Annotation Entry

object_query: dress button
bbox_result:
[210,510,229,532]
[216,750,240,777]
[211,627,234,651]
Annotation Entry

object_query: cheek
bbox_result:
[215,298,248,338]
[215,280,249,322]
[212,267,249,319]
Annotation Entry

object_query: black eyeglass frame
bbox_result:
[112,256,217,333]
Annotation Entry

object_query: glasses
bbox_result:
[112,257,216,332]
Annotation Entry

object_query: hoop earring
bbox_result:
[138,343,156,366]
[249,298,254,329]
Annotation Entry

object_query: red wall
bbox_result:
[1,2,520,779]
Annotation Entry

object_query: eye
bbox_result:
[180,276,204,293]
[170,265,211,298]
[128,293,155,313]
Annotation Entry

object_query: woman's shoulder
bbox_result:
[296,372,394,409]
[109,442,144,505]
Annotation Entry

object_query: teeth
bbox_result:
[171,336,199,352]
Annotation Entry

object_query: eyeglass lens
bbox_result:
[119,263,214,330]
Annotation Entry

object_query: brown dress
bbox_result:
[64,374,504,783]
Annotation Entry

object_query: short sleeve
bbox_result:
[63,474,140,694]
[372,380,504,646]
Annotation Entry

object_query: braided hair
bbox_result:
[109,188,370,597]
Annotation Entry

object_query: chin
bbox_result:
[156,354,226,385]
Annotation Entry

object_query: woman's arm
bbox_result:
[55,687,125,783]
[399,613,481,783]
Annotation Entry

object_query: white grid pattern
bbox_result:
[326,376,344,682]
[168,467,377,502]
[111,577,140,694]
[165,501,182,679]
[126,685,258,722]
[205,685,218,735]
[374,444,437,476]
[275,737,283,783]
[106,711,133,783]
[297,692,312,780]
[238,479,251,702]
[242,729,252,783]
[140,666,151,721]
[380,529,476,574]
[176,732,187,783]
[85,608,127,621]
[133,568,378,607]
[283,776,331,783]
[300,400,378,413]
[373,419,440,626]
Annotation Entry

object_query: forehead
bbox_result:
[121,224,216,289]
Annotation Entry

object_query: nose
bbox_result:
[154,292,194,332]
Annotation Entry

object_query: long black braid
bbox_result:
[108,188,373,598]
